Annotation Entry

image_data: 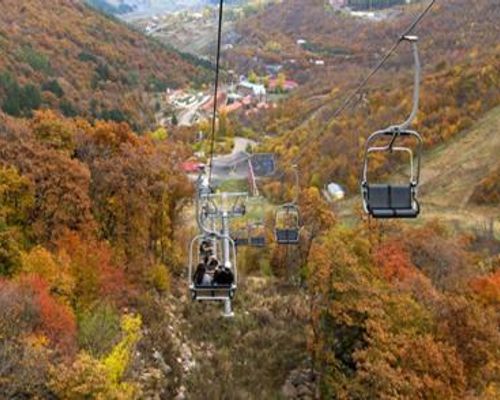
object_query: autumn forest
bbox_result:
[0,0,499,399]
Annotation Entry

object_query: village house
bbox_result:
[236,79,267,103]
[268,78,299,93]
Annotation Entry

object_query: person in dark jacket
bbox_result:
[213,265,234,286]
[193,262,206,286]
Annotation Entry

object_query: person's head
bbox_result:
[196,262,206,271]
[207,257,219,270]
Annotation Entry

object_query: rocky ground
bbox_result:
[139,276,311,399]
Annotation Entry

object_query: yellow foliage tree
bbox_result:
[20,246,75,302]
[102,314,142,394]
[148,127,168,141]
[50,314,142,400]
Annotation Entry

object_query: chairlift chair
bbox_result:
[249,223,266,247]
[361,129,423,218]
[275,203,300,245]
[232,228,249,246]
[188,233,237,301]
[360,35,424,219]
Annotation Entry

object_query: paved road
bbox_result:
[178,95,210,127]
[210,137,257,181]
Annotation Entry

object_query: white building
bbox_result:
[237,80,267,102]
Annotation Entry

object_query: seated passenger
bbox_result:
[206,257,219,272]
[213,266,234,286]
[193,263,206,286]
[201,270,213,286]
[200,240,213,258]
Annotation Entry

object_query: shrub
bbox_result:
[145,263,171,294]
[20,246,75,302]
[78,303,121,357]
[50,313,142,399]
[19,275,77,354]
[31,110,76,152]
[20,46,52,74]
[42,79,64,98]
[60,99,79,117]
[49,352,117,400]
[0,279,39,337]
[0,338,52,398]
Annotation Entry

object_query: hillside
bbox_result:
[418,106,500,230]
[244,0,500,195]
[337,105,500,234]
[0,0,207,129]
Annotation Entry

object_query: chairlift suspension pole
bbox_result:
[221,211,233,317]
[292,164,299,205]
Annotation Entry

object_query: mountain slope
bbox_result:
[248,0,500,197]
[337,106,500,235]
[418,106,500,231]
[0,0,207,128]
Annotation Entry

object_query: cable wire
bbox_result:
[208,0,225,185]
[274,0,436,182]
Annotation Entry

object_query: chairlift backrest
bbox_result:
[275,203,300,244]
[361,129,423,219]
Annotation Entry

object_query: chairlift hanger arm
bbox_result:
[389,35,421,132]
[196,194,220,237]
[361,129,423,185]
[292,164,299,205]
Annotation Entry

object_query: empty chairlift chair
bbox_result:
[249,223,266,247]
[361,129,423,218]
[275,204,300,244]
[232,228,249,246]
[360,35,424,219]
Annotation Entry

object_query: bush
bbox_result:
[42,79,64,98]
[60,99,79,117]
[78,51,98,63]
[145,263,171,294]
[19,275,77,354]
[31,109,76,152]
[20,245,75,302]
[51,314,142,400]
[20,46,51,74]
[0,73,41,117]
[0,279,39,337]
[78,303,121,357]
[49,352,119,400]
[0,339,52,398]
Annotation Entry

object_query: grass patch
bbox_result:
[216,179,248,193]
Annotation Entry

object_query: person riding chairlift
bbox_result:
[213,261,234,286]
[193,262,206,286]
[199,240,213,260]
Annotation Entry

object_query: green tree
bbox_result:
[248,70,258,83]
[42,80,64,98]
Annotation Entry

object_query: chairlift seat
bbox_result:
[276,228,300,244]
[275,203,301,245]
[190,283,236,301]
[234,238,249,246]
[193,283,234,289]
[366,184,419,218]
[250,236,266,247]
